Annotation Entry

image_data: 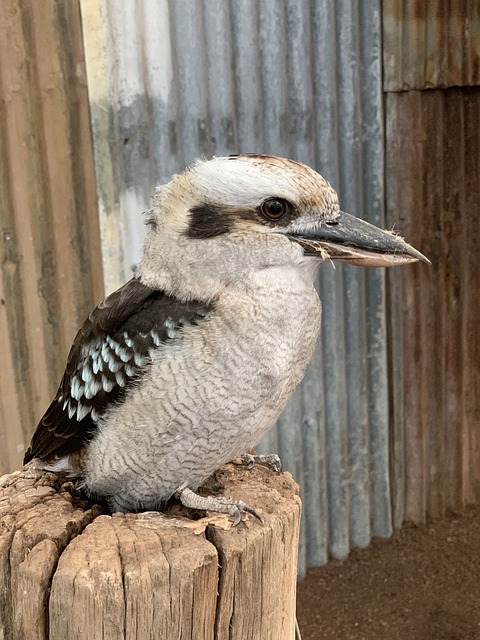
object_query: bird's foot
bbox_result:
[231,452,282,473]
[175,486,264,526]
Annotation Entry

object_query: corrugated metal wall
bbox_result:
[384,2,480,526]
[383,0,480,91]
[80,0,390,576]
[0,0,104,475]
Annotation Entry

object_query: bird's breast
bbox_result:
[213,269,322,408]
[84,270,321,504]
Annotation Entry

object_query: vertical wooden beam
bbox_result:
[386,88,480,522]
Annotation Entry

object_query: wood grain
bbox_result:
[0,463,301,640]
[386,87,480,524]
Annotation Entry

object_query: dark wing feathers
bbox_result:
[24,277,212,463]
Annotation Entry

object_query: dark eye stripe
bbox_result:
[186,204,233,239]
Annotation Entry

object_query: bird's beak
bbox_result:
[288,210,430,267]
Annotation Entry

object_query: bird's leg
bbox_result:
[231,451,282,473]
[174,486,264,526]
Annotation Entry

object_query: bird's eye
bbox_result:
[261,198,290,221]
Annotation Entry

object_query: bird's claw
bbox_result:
[175,486,264,526]
[232,452,282,473]
[234,501,264,526]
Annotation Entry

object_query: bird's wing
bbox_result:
[24,277,211,463]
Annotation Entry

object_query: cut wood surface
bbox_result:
[0,464,301,640]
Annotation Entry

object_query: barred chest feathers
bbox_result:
[83,267,320,508]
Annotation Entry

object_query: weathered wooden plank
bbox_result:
[386,87,480,523]
[461,91,480,505]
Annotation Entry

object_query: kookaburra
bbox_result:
[24,154,428,521]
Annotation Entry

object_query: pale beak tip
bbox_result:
[403,242,431,266]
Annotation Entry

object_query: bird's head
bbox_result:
[139,154,429,300]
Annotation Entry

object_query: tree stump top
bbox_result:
[0,464,301,640]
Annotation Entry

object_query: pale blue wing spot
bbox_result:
[70,376,85,401]
[81,366,94,385]
[108,359,122,373]
[133,352,146,367]
[101,342,120,371]
[165,318,177,340]
[101,375,115,393]
[125,363,136,377]
[92,354,104,374]
[151,330,162,347]
[123,332,134,348]
[106,335,117,350]
[84,379,102,400]
[112,338,132,362]
[76,403,90,422]
[115,370,126,387]
[100,342,110,363]
[117,348,132,363]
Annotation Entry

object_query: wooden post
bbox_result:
[0,464,301,640]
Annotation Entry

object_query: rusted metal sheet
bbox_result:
[386,87,480,525]
[0,0,103,475]
[383,0,480,91]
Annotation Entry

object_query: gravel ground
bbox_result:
[297,505,480,640]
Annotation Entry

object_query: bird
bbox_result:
[24,154,429,521]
